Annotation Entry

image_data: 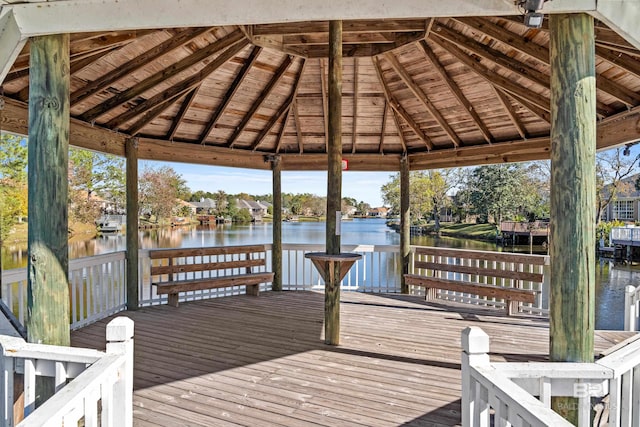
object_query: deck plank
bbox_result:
[71,291,634,427]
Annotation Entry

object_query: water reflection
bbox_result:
[2,218,639,330]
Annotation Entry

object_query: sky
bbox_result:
[141,160,394,207]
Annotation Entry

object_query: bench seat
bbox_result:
[154,272,274,296]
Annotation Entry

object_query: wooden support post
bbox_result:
[271,156,282,291]
[125,138,139,310]
[106,317,134,427]
[549,13,596,424]
[27,34,70,347]
[325,20,343,346]
[400,156,410,294]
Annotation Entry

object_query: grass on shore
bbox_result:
[3,221,98,247]
[423,222,498,240]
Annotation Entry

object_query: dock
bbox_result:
[71,291,632,426]
[499,221,549,245]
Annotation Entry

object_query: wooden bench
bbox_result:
[404,247,546,315]
[150,244,274,307]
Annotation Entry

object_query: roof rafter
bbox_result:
[378,100,388,154]
[79,29,244,122]
[198,45,263,144]
[492,86,528,139]
[251,58,307,151]
[352,58,359,154]
[274,108,292,153]
[417,40,493,144]
[166,87,200,141]
[320,58,329,152]
[71,27,212,106]
[228,55,294,148]
[373,56,433,150]
[293,100,304,153]
[390,106,408,154]
[105,39,248,130]
[127,87,194,135]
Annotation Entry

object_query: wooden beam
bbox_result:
[127,87,193,136]
[352,58,359,153]
[253,20,430,36]
[390,107,408,154]
[27,34,70,348]
[378,101,388,154]
[271,155,282,291]
[79,30,244,122]
[549,14,596,424]
[428,33,551,115]
[105,39,246,130]
[228,55,293,148]
[0,8,26,84]
[596,45,640,81]
[166,87,199,141]
[71,28,211,105]
[596,74,640,108]
[400,155,410,294]
[199,46,262,144]
[251,58,306,151]
[292,99,304,153]
[125,138,139,310]
[385,51,461,148]
[274,108,291,153]
[320,58,329,152]
[373,56,433,150]
[417,40,493,144]
[492,87,528,139]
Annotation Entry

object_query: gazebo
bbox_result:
[2,0,640,424]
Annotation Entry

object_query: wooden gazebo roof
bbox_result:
[2,7,640,171]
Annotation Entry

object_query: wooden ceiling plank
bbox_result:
[433,24,550,89]
[198,45,262,144]
[596,45,640,81]
[251,58,306,151]
[252,20,428,36]
[385,51,460,147]
[428,34,551,115]
[373,56,432,150]
[127,87,192,136]
[417,40,493,144]
[352,58,358,154]
[78,29,243,122]
[166,86,199,141]
[228,55,294,148]
[71,27,212,105]
[505,90,551,124]
[292,100,304,153]
[378,101,388,154]
[455,17,549,63]
[492,86,528,139]
[320,58,329,153]
[596,74,640,107]
[104,40,247,130]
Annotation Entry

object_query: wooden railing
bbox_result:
[0,313,133,427]
[1,252,127,330]
[462,326,640,426]
[410,247,550,315]
[611,226,640,245]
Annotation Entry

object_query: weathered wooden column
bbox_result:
[271,155,282,291]
[549,13,596,424]
[400,156,410,294]
[125,138,139,310]
[27,34,70,347]
[325,20,343,345]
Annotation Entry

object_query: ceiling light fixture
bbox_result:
[517,0,549,29]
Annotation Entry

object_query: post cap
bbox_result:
[106,317,134,341]
[461,326,490,353]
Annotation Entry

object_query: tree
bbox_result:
[0,134,27,183]
[139,165,188,222]
[212,190,228,215]
[596,147,639,224]
[467,165,527,224]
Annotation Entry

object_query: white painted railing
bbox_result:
[625,284,640,331]
[0,313,133,427]
[1,252,127,330]
[462,326,640,426]
[611,226,640,244]
[411,247,550,315]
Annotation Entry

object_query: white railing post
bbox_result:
[1,353,15,427]
[106,317,134,427]
[461,326,490,427]
[625,285,637,331]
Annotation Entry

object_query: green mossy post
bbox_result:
[400,156,410,294]
[126,138,139,310]
[325,20,343,345]
[27,34,71,347]
[271,156,282,291]
[549,13,596,424]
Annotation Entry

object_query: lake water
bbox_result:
[2,218,636,330]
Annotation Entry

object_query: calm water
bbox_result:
[2,218,636,330]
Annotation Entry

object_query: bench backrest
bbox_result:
[150,244,269,282]
[412,246,547,287]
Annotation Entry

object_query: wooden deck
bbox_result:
[71,291,634,427]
